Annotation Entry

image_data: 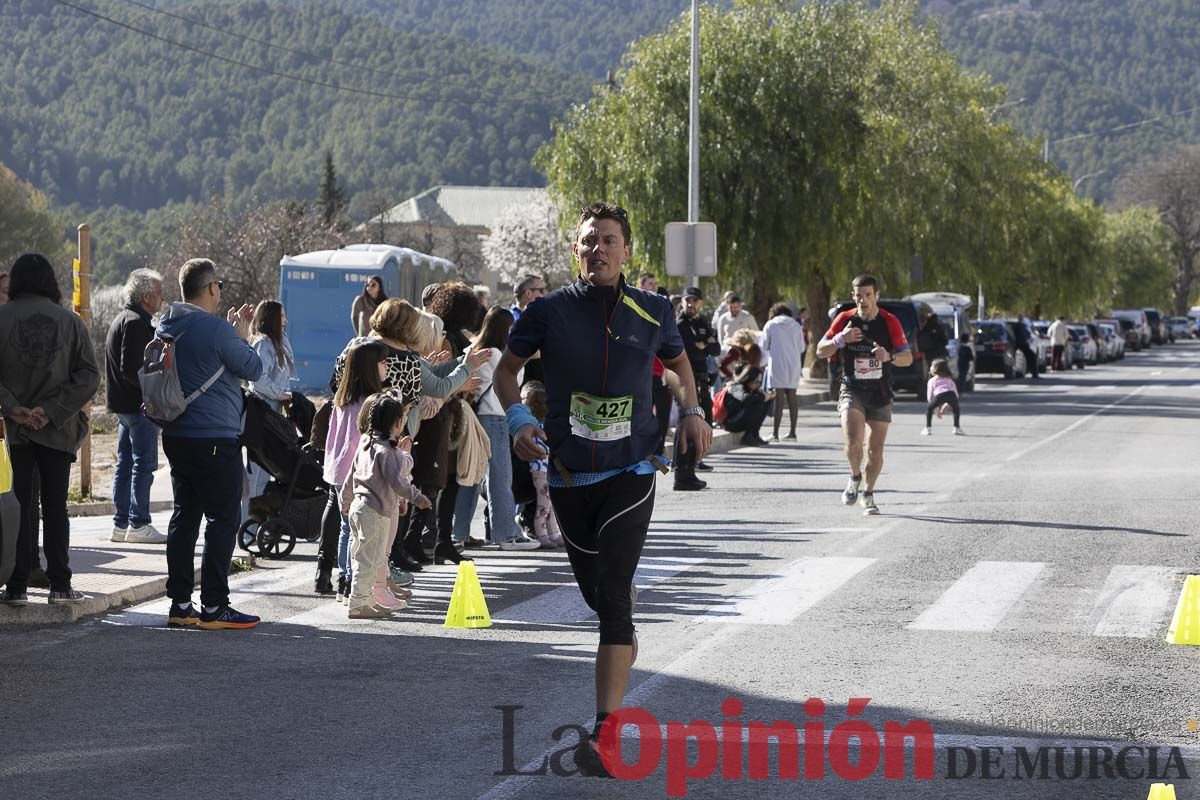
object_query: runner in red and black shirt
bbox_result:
[816,274,912,515]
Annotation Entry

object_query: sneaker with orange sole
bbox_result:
[197,605,260,629]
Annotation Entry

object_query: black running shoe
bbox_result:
[168,603,200,627]
[576,736,614,778]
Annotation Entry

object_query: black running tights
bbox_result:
[549,470,655,646]
[926,391,960,426]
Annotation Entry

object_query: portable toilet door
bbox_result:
[279,258,401,391]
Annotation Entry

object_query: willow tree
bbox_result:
[537,0,1103,355]
[537,0,871,323]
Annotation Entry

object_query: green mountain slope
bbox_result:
[270,0,692,77]
[932,0,1200,201]
[0,0,592,213]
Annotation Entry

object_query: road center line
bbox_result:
[1005,385,1147,462]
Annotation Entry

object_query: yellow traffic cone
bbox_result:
[1147,783,1177,800]
[444,560,492,629]
[1165,575,1200,646]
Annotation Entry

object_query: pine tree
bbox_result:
[319,150,345,226]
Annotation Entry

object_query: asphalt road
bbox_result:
[4,343,1200,800]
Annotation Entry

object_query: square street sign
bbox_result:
[665,222,717,277]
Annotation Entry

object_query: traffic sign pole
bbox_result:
[687,0,700,286]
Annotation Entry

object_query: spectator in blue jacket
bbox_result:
[158,258,264,630]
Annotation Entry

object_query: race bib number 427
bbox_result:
[569,392,633,442]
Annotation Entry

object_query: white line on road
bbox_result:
[702,556,876,625]
[492,556,706,625]
[1005,386,1147,462]
[1091,565,1179,638]
[908,561,1046,632]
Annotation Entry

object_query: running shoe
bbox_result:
[575,736,615,778]
[197,605,260,629]
[167,603,200,627]
[348,604,391,619]
[842,476,861,506]
[860,492,880,516]
[389,565,414,587]
[920,427,932,436]
[125,524,167,544]
[695,461,713,472]
[953,427,966,436]
[499,536,541,551]
[1,589,28,607]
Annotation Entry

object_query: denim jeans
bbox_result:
[112,412,160,529]
[453,414,518,542]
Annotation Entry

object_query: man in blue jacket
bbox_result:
[159,258,263,630]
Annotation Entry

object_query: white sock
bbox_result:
[175,602,191,611]
[203,605,219,614]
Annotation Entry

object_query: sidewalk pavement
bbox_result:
[5,383,830,627]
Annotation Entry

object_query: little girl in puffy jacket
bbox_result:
[344,393,430,619]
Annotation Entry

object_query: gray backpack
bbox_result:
[139,329,226,426]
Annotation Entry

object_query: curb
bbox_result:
[0,567,201,627]
[66,499,174,518]
[18,387,833,628]
[661,386,830,461]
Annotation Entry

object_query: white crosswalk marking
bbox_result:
[705,556,876,626]
[908,561,1046,632]
[1090,565,1178,638]
[493,556,706,624]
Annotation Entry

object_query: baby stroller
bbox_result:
[238,393,328,559]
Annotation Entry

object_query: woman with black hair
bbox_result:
[243,300,297,521]
[350,275,387,337]
[421,282,487,552]
[454,306,536,549]
[0,253,100,606]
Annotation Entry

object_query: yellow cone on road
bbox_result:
[1146,783,1177,800]
[444,560,491,629]
[1165,575,1200,646]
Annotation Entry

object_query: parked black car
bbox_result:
[1143,308,1167,345]
[972,320,1026,379]
[827,299,936,399]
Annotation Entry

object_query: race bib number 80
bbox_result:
[853,357,883,381]
[569,392,633,442]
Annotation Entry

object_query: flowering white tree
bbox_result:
[482,193,574,288]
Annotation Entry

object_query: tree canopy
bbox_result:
[537,0,1123,350]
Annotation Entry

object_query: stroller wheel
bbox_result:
[256,518,297,559]
[238,521,261,554]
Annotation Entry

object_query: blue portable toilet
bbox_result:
[279,244,456,391]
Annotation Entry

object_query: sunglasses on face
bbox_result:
[207,280,224,291]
